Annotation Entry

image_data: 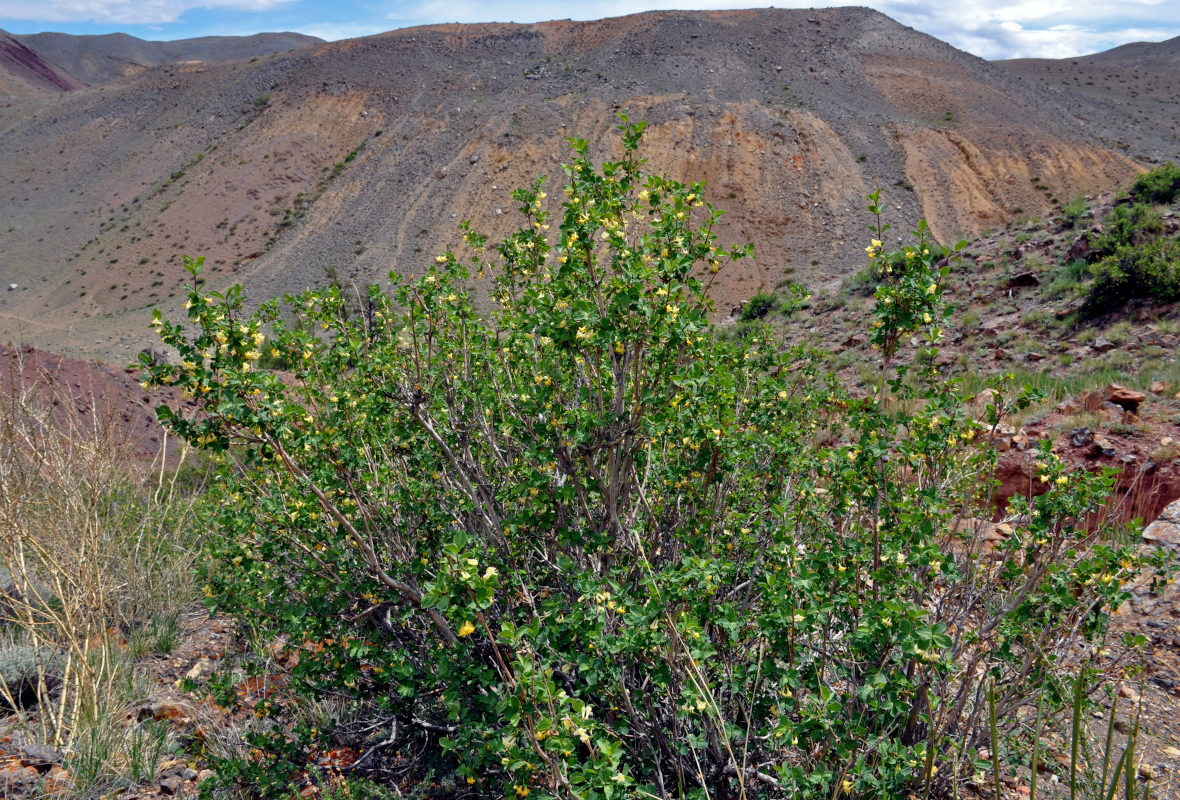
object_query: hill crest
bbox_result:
[0,29,322,92]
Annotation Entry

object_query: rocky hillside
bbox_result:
[769,176,1180,528]
[0,8,1171,361]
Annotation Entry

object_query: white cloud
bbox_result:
[290,20,387,40]
[0,0,293,25]
[867,0,1180,58]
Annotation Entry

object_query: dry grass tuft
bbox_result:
[0,357,199,796]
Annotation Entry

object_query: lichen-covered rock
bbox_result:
[1143,498,1180,550]
[0,644,62,709]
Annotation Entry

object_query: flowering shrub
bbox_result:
[143,120,1169,799]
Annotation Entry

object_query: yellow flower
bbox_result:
[457,620,476,637]
[514,785,530,797]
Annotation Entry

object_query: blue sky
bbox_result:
[1,0,1178,60]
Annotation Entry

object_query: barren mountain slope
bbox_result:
[0,7,1150,361]
[998,35,1180,166]
[12,30,322,87]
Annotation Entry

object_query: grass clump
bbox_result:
[0,381,198,795]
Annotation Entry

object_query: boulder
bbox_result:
[1107,383,1146,412]
[1143,498,1180,550]
[1069,427,1093,448]
[16,743,59,768]
[1082,384,1146,414]
[1006,270,1040,288]
[1065,233,1093,262]
[1090,436,1117,458]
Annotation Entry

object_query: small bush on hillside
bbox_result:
[1082,188,1179,313]
[145,122,1169,800]
[740,289,778,321]
[1085,238,1180,313]
[1128,162,1180,204]
[841,248,906,297]
[1061,196,1088,229]
[1099,203,1164,252]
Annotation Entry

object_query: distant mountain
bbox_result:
[0,28,82,94]
[0,29,322,93]
[0,9,1168,362]
[997,35,1180,165]
[1069,34,1180,65]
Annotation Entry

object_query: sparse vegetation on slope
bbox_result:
[2,7,1163,362]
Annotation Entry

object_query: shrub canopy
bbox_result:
[144,121,1167,800]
